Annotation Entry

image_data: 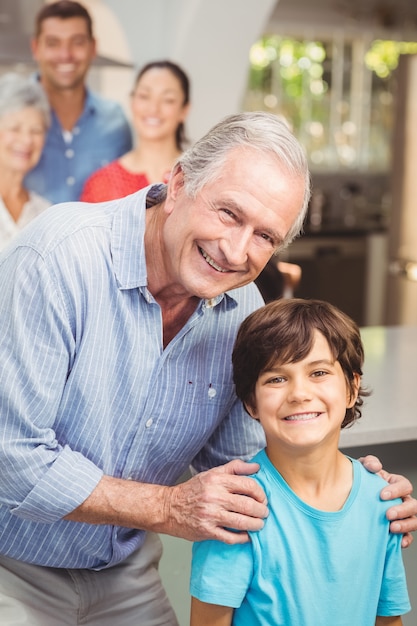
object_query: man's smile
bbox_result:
[199,247,230,273]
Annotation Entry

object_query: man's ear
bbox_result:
[164,164,185,215]
[86,38,97,65]
[31,38,39,61]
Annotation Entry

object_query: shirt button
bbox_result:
[66,176,75,186]
[65,148,74,158]
[145,418,153,428]
[73,126,80,135]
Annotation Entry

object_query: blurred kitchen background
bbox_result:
[2,0,417,327]
[243,1,417,329]
[1,1,416,624]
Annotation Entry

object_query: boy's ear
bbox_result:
[244,401,259,420]
[347,373,361,409]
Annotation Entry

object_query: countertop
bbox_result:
[340,325,417,448]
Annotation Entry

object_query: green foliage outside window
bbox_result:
[244,36,417,170]
[365,39,417,77]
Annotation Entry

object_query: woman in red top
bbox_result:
[81,60,190,202]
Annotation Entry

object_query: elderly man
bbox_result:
[0,112,415,625]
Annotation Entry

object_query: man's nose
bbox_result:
[220,227,252,266]
[57,43,72,60]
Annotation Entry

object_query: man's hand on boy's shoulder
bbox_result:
[359,455,416,548]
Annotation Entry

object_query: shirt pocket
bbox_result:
[150,378,236,470]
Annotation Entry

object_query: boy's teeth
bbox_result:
[284,413,319,421]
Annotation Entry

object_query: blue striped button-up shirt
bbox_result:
[0,186,265,569]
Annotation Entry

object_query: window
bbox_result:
[243,36,417,171]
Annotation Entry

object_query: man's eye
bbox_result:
[257,232,276,247]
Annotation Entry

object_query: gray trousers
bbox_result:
[0,532,179,625]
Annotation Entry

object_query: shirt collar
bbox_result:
[111,186,150,289]
[84,88,99,114]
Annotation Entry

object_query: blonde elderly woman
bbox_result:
[0,73,50,251]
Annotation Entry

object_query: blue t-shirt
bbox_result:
[191,451,410,625]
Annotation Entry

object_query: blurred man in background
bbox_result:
[25,0,132,203]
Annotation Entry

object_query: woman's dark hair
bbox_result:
[232,298,370,429]
[134,60,190,151]
[35,1,93,38]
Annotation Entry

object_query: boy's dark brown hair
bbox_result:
[232,298,369,428]
[35,1,93,38]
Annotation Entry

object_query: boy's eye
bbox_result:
[267,375,285,384]
[312,370,327,378]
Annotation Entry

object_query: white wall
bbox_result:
[92,0,277,142]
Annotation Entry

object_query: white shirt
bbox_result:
[0,190,50,251]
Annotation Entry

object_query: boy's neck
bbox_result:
[266,446,353,512]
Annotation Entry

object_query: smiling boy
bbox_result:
[190,298,411,626]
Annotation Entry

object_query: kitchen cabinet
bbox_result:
[281,232,368,325]
[280,229,388,327]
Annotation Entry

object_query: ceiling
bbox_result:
[1,0,416,68]
[267,0,417,38]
